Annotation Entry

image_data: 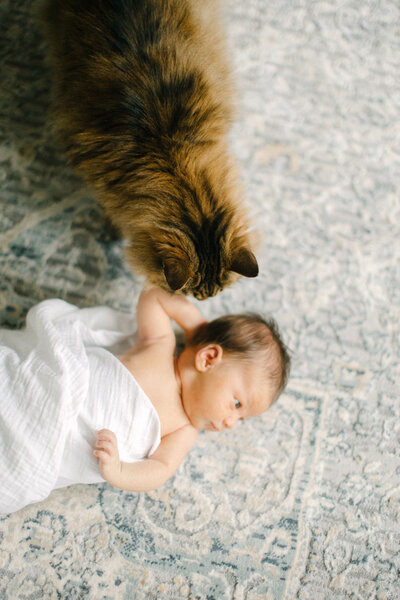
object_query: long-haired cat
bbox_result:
[40,0,258,299]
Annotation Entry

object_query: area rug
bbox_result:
[0,0,399,598]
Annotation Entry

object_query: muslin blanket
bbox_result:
[0,300,161,514]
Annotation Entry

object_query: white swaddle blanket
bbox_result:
[0,300,161,514]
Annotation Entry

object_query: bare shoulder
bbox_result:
[164,423,199,453]
[171,422,198,443]
[150,422,199,468]
[120,332,176,361]
[118,336,177,393]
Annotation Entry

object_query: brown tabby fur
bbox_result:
[40,0,259,299]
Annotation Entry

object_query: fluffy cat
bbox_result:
[41,0,259,299]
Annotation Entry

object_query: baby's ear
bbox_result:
[195,344,223,371]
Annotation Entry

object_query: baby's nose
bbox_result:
[224,414,238,429]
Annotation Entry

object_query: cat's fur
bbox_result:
[41,0,258,299]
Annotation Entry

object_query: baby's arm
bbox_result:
[94,427,198,491]
[136,286,207,342]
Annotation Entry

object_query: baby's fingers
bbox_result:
[93,448,108,460]
[97,429,117,443]
[95,439,115,456]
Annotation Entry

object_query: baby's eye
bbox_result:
[234,399,241,409]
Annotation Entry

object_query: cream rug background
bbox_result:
[0,0,399,598]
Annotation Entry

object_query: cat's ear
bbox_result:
[229,247,259,278]
[163,257,193,291]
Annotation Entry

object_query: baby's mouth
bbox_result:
[208,422,220,432]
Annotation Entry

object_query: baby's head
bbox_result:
[189,313,290,401]
[178,313,290,431]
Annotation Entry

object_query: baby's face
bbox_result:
[182,356,274,432]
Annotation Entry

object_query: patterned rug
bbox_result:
[1,0,399,598]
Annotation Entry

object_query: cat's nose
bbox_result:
[193,287,220,300]
[193,291,207,300]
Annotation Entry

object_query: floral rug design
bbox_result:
[0,0,399,598]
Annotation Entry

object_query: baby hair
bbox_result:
[189,313,291,400]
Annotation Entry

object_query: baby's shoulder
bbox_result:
[141,331,176,353]
[121,333,175,360]
[140,335,177,369]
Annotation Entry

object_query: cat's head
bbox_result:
[162,241,258,299]
[126,208,258,299]
[123,152,259,299]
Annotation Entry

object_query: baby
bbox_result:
[0,287,290,513]
[95,286,290,491]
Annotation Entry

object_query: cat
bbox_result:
[40,0,259,299]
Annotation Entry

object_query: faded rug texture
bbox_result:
[0,0,399,598]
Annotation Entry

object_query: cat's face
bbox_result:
[178,252,257,299]
[126,212,259,300]
[121,154,259,299]
[161,239,259,300]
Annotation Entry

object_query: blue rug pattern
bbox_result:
[0,0,399,598]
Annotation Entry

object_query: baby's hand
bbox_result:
[93,429,121,486]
